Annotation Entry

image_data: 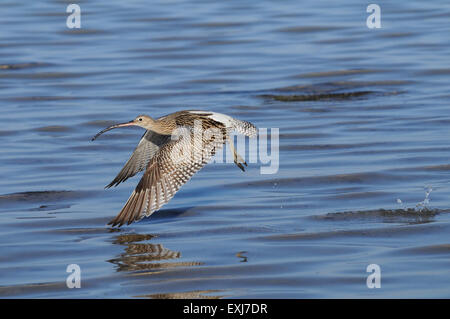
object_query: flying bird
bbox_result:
[92,110,257,227]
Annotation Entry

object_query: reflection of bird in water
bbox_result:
[125,243,181,260]
[108,233,202,273]
[92,110,257,227]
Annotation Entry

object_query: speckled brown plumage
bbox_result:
[92,110,257,227]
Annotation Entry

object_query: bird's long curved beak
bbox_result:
[91,121,136,141]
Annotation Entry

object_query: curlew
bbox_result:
[92,110,257,227]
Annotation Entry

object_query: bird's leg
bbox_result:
[228,139,247,172]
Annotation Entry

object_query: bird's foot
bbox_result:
[234,154,247,172]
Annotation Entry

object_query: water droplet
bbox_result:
[415,185,433,212]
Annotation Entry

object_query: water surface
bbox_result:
[0,0,449,298]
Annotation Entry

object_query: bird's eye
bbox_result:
[138,118,142,121]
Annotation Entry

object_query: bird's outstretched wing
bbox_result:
[106,131,171,188]
[108,126,228,226]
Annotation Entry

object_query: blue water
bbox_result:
[0,0,449,298]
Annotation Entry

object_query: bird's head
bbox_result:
[131,114,155,129]
[91,114,155,141]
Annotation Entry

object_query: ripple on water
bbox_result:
[0,190,90,205]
